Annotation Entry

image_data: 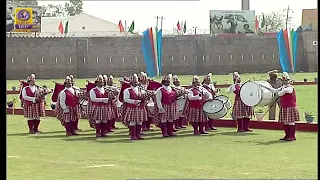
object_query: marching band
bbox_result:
[18,71,300,141]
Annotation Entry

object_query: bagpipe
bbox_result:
[19,80,52,106]
[118,77,161,103]
[51,81,86,105]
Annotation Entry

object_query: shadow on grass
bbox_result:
[7,129,94,136]
[255,140,292,145]
[216,131,259,136]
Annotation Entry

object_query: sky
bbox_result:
[38,0,317,31]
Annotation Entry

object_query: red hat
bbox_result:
[129,74,139,83]
[27,74,36,82]
[192,75,200,83]
[173,75,180,83]
[162,74,172,81]
[64,75,72,84]
[95,75,104,83]
[203,73,212,81]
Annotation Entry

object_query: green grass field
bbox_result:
[6,73,318,121]
[7,115,317,180]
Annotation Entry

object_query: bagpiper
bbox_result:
[21,74,50,134]
[89,75,116,137]
[121,74,148,140]
[154,74,180,137]
[55,76,86,136]
[104,75,119,130]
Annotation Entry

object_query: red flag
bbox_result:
[255,16,259,30]
[177,21,181,31]
[58,21,64,34]
[118,20,125,32]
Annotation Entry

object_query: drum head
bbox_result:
[203,100,224,114]
[240,81,262,107]
[215,95,228,103]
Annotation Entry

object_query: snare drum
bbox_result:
[177,98,186,111]
[215,95,231,110]
[203,99,228,119]
[81,100,88,111]
[240,81,274,107]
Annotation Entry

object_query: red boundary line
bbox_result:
[6,81,317,95]
[7,108,317,132]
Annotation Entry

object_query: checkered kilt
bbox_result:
[111,101,120,119]
[184,103,207,123]
[91,104,115,122]
[55,97,81,126]
[145,95,156,117]
[153,103,179,124]
[23,101,46,118]
[231,99,254,118]
[278,106,300,123]
[120,103,147,127]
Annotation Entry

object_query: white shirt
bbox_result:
[226,83,241,93]
[174,86,184,100]
[89,87,109,103]
[155,85,173,109]
[268,85,294,97]
[59,87,75,110]
[187,86,212,100]
[123,86,145,104]
[22,85,36,102]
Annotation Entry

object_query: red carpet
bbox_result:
[7,108,317,132]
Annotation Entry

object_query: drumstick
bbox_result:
[259,96,280,120]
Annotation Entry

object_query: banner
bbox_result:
[277,30,291,72]
[210,10,255,34]
[142,29,157,77]
[157,29,163,76]
[7,6,41,32]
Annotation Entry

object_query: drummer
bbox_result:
[259,72,299,141]
[202,73,218,131]
[172,75,186,129]
[183,75,212,135]
[266,70,283,120]
[138,71,154,131]
[226,72,254,132]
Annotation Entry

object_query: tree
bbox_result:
[41,0,83,17]
[257,11,293,32]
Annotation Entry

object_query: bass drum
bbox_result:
[240,81,274,107]
[81,100,88,111]
[215,95,231,110]
[203,99,228,119]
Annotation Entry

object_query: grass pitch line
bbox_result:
[7,156,20,158]
[85,164,115,168]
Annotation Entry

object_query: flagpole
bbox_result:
[155,16,159,29]
[124,20,128,36]
[160,16,164,30]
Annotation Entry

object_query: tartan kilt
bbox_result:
[121,103,147,127]
[55,97,81,126]
[145,102,156,117]
[278,106,300,124]
[185,107,208,123]
[111,102,120,119]
[182,99,190,117]
[232,99,254,118]
[91,104,115,121]
[85,100,94,120]
[23,101,46,118]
